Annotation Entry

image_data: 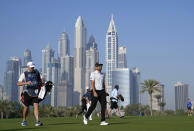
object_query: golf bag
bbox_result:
[38,81,54,99]
[110,94,124,102]
[117,94,124,102]
[21,81,54,105]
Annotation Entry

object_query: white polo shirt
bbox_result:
[112,88,118,102]
[90,70,105,91]
[18,73,25,82]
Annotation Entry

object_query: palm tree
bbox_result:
[141,79,160,116]
[159,102,166,112]
[154,94,162,112]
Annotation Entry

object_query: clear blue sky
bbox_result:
[0,0,194,109]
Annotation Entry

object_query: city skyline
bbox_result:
[0,0,194,110]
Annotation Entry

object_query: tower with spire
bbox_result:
[74,16,86,105]
[105,15,118,95]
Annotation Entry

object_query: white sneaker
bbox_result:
[21,120,27,126]
[89,117,92,120]
[100,121,109,125]
[83,115,88,125]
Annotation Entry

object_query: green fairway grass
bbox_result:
[0,116,194,131]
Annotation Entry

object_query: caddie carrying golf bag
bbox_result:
[21,81,54,106]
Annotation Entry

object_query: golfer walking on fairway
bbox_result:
[83,62,108,125]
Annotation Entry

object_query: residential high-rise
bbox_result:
[174,82,189,111]
[74,16,86,105]
[56,31,74,107]
[60,56,74,83]
[57,80,73,107]
[130,67,140,104]
[152,84,164,111]
[105,15,118,95]
[42,44,55,80]
[4,57,21,102]
[41,44,55,105]
[118,46,127,68]
[112,68,130,107]
[47,58,60,106]
[58,32,70,57]
[85,36,99,91]
[58,56,74,107]
[23,49,32,66]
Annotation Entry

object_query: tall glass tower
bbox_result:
[23,49,32,66]
[4,57,21,102]
[174,82,188,111]
[112,68,130,107]
[105,15,118,95]
[42,44,55,80]
[130,67,140,104]
[74,16,86,105]
[41,44,55,105]
[118,46,127,68]
[58,32,70,57]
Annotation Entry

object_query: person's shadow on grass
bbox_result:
[0,127,44,131]
[48,122,81,126]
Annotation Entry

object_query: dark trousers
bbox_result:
[78,99,87,115]
[85,90,106,121]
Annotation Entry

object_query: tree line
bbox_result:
[0,100,189,119]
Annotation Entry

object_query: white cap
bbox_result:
[86,86,90,90]
[27,61,35,68]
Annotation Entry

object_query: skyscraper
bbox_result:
[85,36,99,91]
[118,46,127,68]
[47,58,60,106]
[57,80,73,107]
[112,68,130,107]
[42,44,55,80]
[4,57,21,102]
[74,16,86,105]
[23,49,32,66]
[105,15,118,95]
[58,32,70,57]
[174,81,189,111]
[59,56,74,107]
[41,44,55,105]
[130,67,140,104]
[60,56,74,83]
